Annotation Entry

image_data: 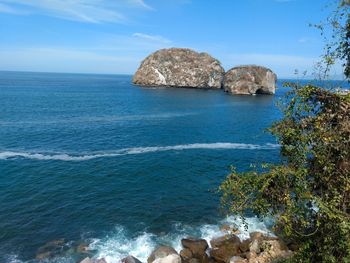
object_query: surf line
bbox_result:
[0,142,280,161]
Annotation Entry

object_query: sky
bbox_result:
[0,0,343,78]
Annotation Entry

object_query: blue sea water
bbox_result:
[0,72,347,263]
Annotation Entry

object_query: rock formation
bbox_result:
[78,231,293,263]
[223,65,276,95]
[133,48,224,89]
[148,246,181,263]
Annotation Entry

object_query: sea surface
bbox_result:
[0,72,348,263]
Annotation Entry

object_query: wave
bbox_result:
[0,143,280,162]
[2,215,273,263]
[88,216,274,263]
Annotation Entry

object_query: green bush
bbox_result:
[220,1,350,261]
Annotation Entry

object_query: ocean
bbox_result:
[0,71,347,263]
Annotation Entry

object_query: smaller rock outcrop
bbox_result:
[79,257,106,263]
[208,232,292,263]
[148,246,180,263]
[223,65,276,95]
[210,234,241,263]
[133,48,225,89]
[180,238,210,263]
[122,255,143,263]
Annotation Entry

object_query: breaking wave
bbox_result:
[89,215,274,263]
[0,143,280,161]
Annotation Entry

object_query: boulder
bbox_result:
[181,238,210,263]
[148,246,178,263]
[36,238,66,260]
[180,248,193,261]
[181,238,208,256]
[80,257,93,263]
[223,65,276,95]
[210,235,241,263]
[248,239,260,254]
[133,48,224,89]
[239,239,250,253]
[153,254,182,263]
[249,240,293,263]
[122,255,143,263]
[229,256,247,263]
[210,234,240,249]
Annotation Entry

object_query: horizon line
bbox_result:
[0,69,347,82]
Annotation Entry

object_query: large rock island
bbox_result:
[223,65,276,95]
[132,48,225,89]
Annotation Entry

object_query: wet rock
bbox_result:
[210,235,241,263]
[210,234,240,249]
[224,65,276,95]
[36,238,66,260]
[80,257,93,263]
[220,225,231,232]
[229,256,247,263]
[122,255,143,263]
[249,232,264,241]
[180,248,193,261]
[95,258,107,263]
[77,243,89,253]
[35,251,51,260]
[239,239,250,253]
[180,238,210,263]
[181,238,208,256]
[220,225,240,235]
[244,251,257,261]
[148,246,178,263]
[133,48,224,89]
[153,254,182,263]
[250,240,293,263]
[248,239,260,254]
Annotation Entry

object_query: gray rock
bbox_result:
[229,256,246,263]
[249,239,261,254]
[148,246,178,263]
[80,257,93,263]
[181,238,208,256]
[122,255,143,263]
[210,235,241,263]
[152,254,181,263]
[180,248,193,261]
[223,65,276,95]
[133,48,224,89]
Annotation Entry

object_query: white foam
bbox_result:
[0,143,279,162]
[88,216,274,263]
[2,216,274,263]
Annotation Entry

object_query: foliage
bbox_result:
[220,84,350,262]
[313,0,349,80]
[219,1,350,262]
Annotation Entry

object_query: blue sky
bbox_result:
[0,0,341,78]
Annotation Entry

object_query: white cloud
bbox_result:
[0,0,153,23]
[127,0,153,10]
[133,33,172,44]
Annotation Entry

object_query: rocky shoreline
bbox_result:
[79,227,293,263]
[132,48,277,96]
